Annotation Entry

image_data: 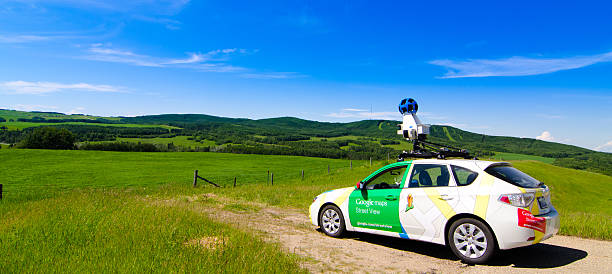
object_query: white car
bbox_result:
[309,159,560,264]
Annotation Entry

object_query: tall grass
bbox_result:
[0,149,364,203]
[0,189,305,273]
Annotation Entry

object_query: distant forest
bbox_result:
[1,112,610,176]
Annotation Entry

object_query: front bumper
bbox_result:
[309,201,319,226]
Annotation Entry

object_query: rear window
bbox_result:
[484,165,541,188]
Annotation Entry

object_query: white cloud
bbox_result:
[164,53,205,64]
[83,45,294,78]
[326,109,398,120]
[595,140,612,153]
[536,131,555,141]
[430,51,612,78]
[536,114,564,119]
[0,81,123,94]
[131,15,182,30]
[240,72,303,79]
[0,35,51,43]
[67,107,86,115]
[9,104,59,112]
[342,108,368,112]
[11,0,191,15]
[84,44,250,71]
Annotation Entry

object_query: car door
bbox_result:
[348,164,409,233]
[399,163,459,242]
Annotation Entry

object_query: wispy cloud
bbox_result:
[0,81,124,94]
[240,72,304,79]
[0,34,51,43]
[131,15,182,30]
[326,109,397,120]
[83,44,248,72]
[595,140,612,153]
[163,53,205,64]
[7,104,59,112]
[343,108,368,112]
[66,106,86,115]
[536,114,565,119]
[10,0,191,15]
[430,51,612,78]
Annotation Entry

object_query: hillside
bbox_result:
[1,109,610,176]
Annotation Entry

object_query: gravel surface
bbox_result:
[175,195,611,273]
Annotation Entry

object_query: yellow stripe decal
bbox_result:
[533,230,544,244]
[424,188,456,220]
[474,176,495,219]
[334,188,354,206]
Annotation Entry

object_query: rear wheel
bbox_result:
[319,204,345,237]
[448,218,496,264]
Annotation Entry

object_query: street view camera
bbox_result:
[397,98,473,160]
[397,98,430,141]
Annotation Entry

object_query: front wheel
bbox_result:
[319,204,346,237]
[448,218,496,264]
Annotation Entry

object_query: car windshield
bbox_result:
[485,165,541,188]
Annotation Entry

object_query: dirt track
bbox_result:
[175,194,611,273]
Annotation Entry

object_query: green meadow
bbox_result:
[88,136,217,148]
[0,149,610,272]
[0,121,177,130]
[490,152,555,164]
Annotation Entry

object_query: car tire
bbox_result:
[319,204,346,237]
[448,218,496,264]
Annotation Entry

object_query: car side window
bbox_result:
[451,165,479,186]
[407,164,450,188]
[364,167,407,190]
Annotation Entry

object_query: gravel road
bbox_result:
[177,194,611,273]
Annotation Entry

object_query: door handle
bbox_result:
[439,194,453,200]
[385,195,398,201]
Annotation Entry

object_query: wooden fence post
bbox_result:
[271,173,274,185]
[387,152,390,162]
[193,170,198,187]
[327,164,330,174]
[301,170,304,180]
[267,170,270,184]
[233,177,236,187]
[369,157,372,166]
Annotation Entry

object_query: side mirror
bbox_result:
[356,181,364,189]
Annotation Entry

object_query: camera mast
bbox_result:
[396,98,474,161]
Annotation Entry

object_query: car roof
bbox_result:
[407,159,511,171]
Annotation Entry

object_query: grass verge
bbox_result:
[0,189,305,273]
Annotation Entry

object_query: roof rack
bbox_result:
[398,139,476,161]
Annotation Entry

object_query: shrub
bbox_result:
[18,127,76,149]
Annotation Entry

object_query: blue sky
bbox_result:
[0,0,611,152]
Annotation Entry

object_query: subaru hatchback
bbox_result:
[309,159,560,264]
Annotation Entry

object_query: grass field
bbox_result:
[490,152,555,164]
[88,136,216,148]
[0,121,178,130]
[0,150,610,272]
[0,189,305,273]
[0,149,366,202]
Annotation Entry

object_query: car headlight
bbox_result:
[498,193,535,208]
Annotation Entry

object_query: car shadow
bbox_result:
[339,231,587,268]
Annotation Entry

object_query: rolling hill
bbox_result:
[1,109,610,176]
